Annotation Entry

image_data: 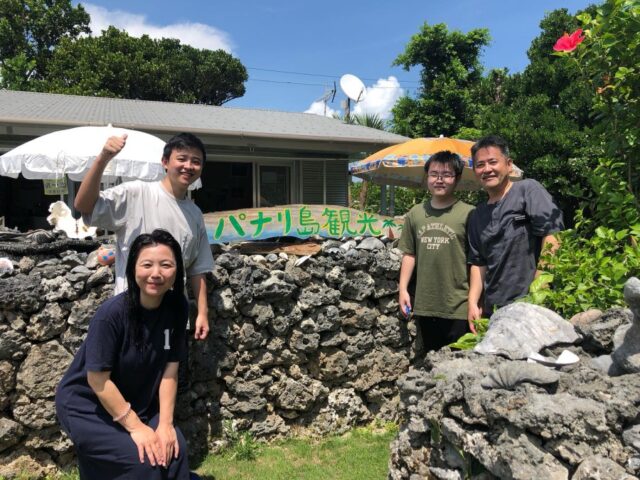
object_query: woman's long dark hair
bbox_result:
[125,229,186,350]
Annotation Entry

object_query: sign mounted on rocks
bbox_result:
[203,205,404,244]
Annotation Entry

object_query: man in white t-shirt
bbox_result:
[75,133,214,340]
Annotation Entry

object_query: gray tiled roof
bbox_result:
[0,90,408,146]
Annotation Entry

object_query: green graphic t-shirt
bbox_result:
[398,200,475,319]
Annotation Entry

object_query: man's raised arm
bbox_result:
[75,135,127,213]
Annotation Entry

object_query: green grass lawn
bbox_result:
[1,423,397,480]
[196,423,398,480]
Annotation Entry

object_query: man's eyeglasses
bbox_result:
[427,172,456,180]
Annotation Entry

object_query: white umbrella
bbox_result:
[0,125,201,189]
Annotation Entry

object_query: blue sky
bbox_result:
[79,0,594,118]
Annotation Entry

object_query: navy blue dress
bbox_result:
[56,292,189,480]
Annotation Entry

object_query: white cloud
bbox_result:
[305,76,404,120]
[83,3,234,52]
[304,100,337,118]
[353,76,404,120]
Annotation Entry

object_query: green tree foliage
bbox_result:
[576,0,640,202]
[0,0,90,88]
[391,23,490,138]
[34,27,247,105]
[528,0,640,318]
[474,7,600,224]
[0,2,248,105]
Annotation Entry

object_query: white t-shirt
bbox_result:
[84,181,214,294]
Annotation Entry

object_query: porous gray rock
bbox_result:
[253,270,297,301]
[0,361,16,410]
[443,420,570,480]
[12,396,58,429]
[210,287,238,317]
[340,270,375,301]
[310,348,352,381]
[572,455,636,480]
[249,413,289,438]
[589,354,622,375]
[481,361,560,390]
[85,266,113,289]
[325,265,345,284]
[612,278,640,374]
[0,417,24,453]
[344,330,374,359]
[312,388,371,435]
[60,252,85,268]
[209,264,230,288]
[220,391,267,414]
[297,281,340,310]
[240,301,274,327]
[16,341,73,399]
[356,237,385,251]
[339,300,378,329]
[0,274,44,312]
[0,448,58,479]
[17,256,35,273]
[623,425,640,452]
[65,265,92,283]
[353,347,410,391]
[373,277,398,298]
[577,307,632,354]
[214,252,244,271]
[370,250,400,277]
[626,277,640,316]
[475,302,580,359]
[311,305,341,332]
[41,276,79,301]
[228,266,254,303]
[289,328,320,353]
[236,322,265,351]
[270,375,329,412]
[375,315,408,348]
[0,325,29,361]
[389,331,640,479]
[67,290,109,331]
[25,302,67,341]
[343,248,372,269]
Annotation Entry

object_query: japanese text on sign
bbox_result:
[203,204,404,244]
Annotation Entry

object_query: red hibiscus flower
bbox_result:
[553,29,585,52]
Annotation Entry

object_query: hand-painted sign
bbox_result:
[203,204,404,244]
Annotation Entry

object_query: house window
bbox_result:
[194,161,253,213]
[300,159,348,206]
[258,165,290,207]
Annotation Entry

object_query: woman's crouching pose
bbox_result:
[56,229,190,479]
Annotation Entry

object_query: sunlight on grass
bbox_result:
[197,422,398,480]
[0,423,398,480]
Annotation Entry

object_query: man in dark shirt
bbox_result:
[467,135,564,329]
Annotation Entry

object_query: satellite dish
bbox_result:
[340,74,367,102]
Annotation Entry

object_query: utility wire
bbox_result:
[249,78,413,89]
[247,66,421,85]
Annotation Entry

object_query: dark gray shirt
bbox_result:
[467,179,564,313]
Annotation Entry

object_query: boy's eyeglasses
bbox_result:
[427,172,456,179]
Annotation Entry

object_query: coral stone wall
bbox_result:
[389,304,640,480]
[0,236,414,477]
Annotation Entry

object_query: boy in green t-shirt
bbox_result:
[398,150,475,352]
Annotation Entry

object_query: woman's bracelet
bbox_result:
[113,402,132,422]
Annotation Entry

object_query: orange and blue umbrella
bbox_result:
[349,137,522,190]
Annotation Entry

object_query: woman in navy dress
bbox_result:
[56,229,191,479]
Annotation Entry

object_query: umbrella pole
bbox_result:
[358,181,368,210]
[389,185,395,217]
[380,184,387,216]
